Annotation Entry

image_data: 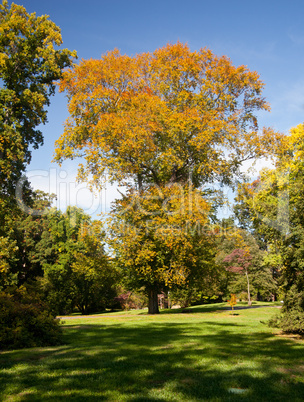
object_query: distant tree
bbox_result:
[228,293,237,311]
[224,248,253,306]
[43,206,117,315]
[218,229,276,303]
[71,220,119,314]
[42,206,92,314]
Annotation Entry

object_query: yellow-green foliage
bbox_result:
[108,184,215,290]
[228,293,237,310]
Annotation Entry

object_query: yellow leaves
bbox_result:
[54,42,283,292]
[0,52,8,67]
[107,182,213,289]
[225,228,250,256]
[280,123,304,170]
[228,294,237,310]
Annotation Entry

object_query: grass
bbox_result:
[0,302,303,401]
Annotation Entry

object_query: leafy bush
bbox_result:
[280,285,304,334]
[268,285,304,335]
[280,310,304,334]
[0,284,63,350]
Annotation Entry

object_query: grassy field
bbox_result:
[0,302,303,401]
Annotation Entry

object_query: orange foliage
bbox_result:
[54,42,281,190]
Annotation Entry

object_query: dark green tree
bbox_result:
[0,0,76,195]
[71,221,118,314]
[0,190,55,288]
[43,206,117,315]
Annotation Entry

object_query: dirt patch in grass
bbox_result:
[275,332,304,341]
[181,377,196,384]
[278,365,304,374]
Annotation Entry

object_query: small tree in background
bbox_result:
[224,248,253,306]
[228,293,237,312]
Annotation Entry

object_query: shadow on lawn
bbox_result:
[0,320,303,401]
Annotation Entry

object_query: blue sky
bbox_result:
[16,0,304,216]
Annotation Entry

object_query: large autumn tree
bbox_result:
[54,42,281,313]
[0,0,76,195]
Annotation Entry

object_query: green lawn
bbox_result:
[0,303,303,401]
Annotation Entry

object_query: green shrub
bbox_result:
[280,309,304,334]
[268,285,304,335]
[280,285,304,334]
[0,284,63,350]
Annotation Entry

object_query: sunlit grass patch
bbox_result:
[0,302,303,401]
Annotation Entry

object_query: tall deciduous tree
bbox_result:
[0,0,76,194]
[43,206,116,315]
[55,43,282,313]
[71,221,118,315]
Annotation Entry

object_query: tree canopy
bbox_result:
[54,42,281,190]
[0,0,76,194]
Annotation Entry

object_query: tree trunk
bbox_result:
[245,270,252,306]
[148,288,159,314]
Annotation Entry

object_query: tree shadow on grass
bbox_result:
[0,320,303,401]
